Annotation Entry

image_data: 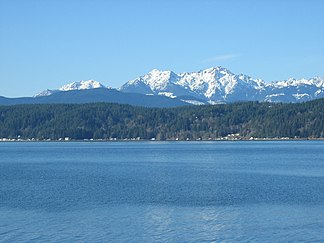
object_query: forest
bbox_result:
[0,99,323,140]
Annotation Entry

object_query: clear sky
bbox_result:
[1,0,323,97]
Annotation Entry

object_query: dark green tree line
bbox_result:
[0,99,323,140]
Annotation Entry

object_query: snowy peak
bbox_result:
[126,69,178,92]
[121,66,267,102]
[177,66,258,99]
[59,80,105,91]
[270,77,324,88]
[34,89,58,97]
[35,80,107,97]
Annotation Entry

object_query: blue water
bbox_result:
[0,141,324,242]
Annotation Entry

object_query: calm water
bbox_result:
[0,141,324,242]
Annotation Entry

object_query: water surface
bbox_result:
[0,141,324,242]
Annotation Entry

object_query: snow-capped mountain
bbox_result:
[120,69,198,99]
[263,77,324,102]
[59,80,105,91]
[120,67,324,103]
[33,68,324,104]
[35,80,107,97]
[34,89,60,97]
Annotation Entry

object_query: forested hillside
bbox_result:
[0,99,323,140]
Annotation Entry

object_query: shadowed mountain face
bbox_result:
[0,89,190,108]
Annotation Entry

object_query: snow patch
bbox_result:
[158,92,177,98]
[181,99,206,105]
[293,93,310,99]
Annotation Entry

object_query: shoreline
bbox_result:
[1,138,324,142]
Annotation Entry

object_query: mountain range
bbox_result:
[1,67,323,107]
[120,67,324,104]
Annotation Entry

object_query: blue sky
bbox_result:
[1,0,323,97]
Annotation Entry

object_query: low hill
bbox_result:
[0,99,323,140]
[0,89,190,108]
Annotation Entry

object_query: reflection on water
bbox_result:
[0,141,324,242]
[1,204,324,242]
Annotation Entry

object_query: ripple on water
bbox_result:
[0,141,324,242]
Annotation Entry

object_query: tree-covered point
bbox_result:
[0,99,323,140]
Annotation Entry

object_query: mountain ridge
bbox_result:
[8,66,324,106]
[120,66,324,103]
[35,80,108,97]
[1,89,190,108]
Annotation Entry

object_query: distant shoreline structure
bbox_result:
[1,137,324,142]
